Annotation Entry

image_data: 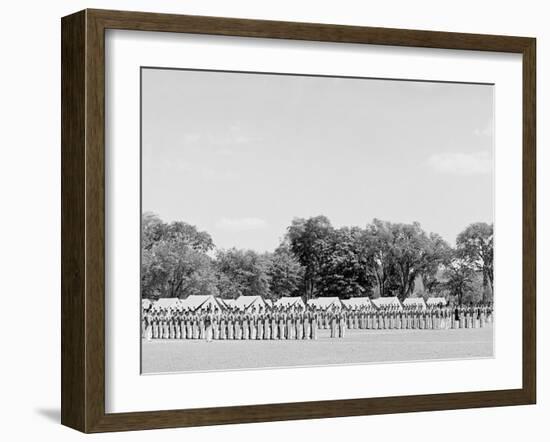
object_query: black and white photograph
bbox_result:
[140,67,495,375]
[1,0,543,437]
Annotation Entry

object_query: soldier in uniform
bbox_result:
[189,309,195,337]
[157,311,164,339]
[295,309,302,340]
[338,309,346,338]
[312,308,318,339]
[144,310,153,340]
[168,312,175,339]
[161,311,167,338]
[480,305,486,328]
[211,308,218,340]
[227,309,234,340]
[286,310,293,340]
[453,305,459,329]
[150,312,157,339]
[197,309,204,339]
[249,307,257,340]
[245,310,252,340]
[157,310,163,339]
[176,310,182,339]
[263,308,271,340]
[258,308,264,339]
[329,308,336,338]
[303,309,311,340]
[194,310,201,339]
[160,310,168,338]
[244,310,250,340]
[271,308,278,340]
[278,309,286,340]
[181,310,188,339]
[154,311,160,339]
[141,309,147,339]
[205,310,213,342]
[219,309,226,340]
[184,309,189,339]
[186,309,193,338]
[236,310,243,340]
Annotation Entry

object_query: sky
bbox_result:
[141,68,494,253]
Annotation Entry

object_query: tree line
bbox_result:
[141,213,493,304]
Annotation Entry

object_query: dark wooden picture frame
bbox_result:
[61,9,536,433]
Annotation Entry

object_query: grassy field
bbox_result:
[141,325,493,374]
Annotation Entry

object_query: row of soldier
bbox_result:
[141,303,493,341]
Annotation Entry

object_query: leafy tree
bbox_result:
[164,221,214,253]
[213,271,242,300]
[266,242,304,300]
[388,221,432,299]
[360,220,451,300]
[142,212,214,253]
[358,221,394,298]
[456,222,493,301]
[140,213,216,299]
[215,248,271,299]
[420,233,453,294]
[140,212,491,304]
[142,212,166,250]
[317,227,375,298]
[142,239,218,299]
[444,258,476,305]
[287,216,333,299]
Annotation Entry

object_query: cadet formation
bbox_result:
[141,302,493,342]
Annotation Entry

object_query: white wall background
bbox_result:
[0,0,546,440]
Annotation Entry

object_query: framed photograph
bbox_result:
[61,9,536,433]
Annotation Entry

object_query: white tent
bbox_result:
[141,299,152,310]
[426,297,447,306]
[372,296,403,310]
[307,297,343,310]
[179,295,225,311]
[152,298,182,311]
[231,295,267,311]
[220,298,237,309]
[275,297,306,309]
[403,297,427,309]
[341,297,373,309]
